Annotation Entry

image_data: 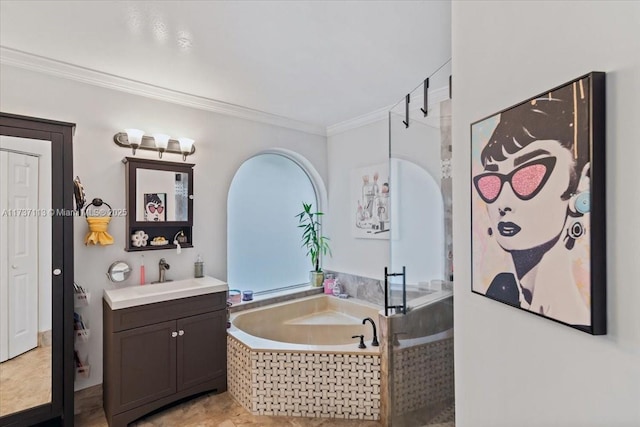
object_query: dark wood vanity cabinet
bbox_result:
[103,292,227,427]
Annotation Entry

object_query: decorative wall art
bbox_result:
[144,192,166,222]
[351,163,390,239]
[470,72,606,335]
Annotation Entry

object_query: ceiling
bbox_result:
[0,1,451,130]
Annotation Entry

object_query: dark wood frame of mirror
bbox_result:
[123,157,194,252]
[0,113,75,426]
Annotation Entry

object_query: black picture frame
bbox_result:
[470,72,606,335]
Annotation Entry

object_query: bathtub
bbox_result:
[227,294,382,420]
[230,294,382,350]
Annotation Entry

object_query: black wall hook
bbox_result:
[402,94,410,128]
[420,78,430,117]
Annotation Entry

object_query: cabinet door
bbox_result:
[113,320,177,413]
[176,310,226,391]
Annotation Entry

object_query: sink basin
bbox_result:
[104,276,228,310]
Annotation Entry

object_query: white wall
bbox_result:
[0,64,327,390]
[452,2,640,426]
[327,110,447,284]
[326,120,389,279]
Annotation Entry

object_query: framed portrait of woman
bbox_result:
[143,192,166,222]
[470,72,606,335]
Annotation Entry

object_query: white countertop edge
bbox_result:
[104,276,228,310]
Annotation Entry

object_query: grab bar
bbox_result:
[384,266,406,316]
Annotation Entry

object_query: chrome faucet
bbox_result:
[158,258,170,283]
[362,317,379,347]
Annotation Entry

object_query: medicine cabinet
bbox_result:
[123,157,194,251]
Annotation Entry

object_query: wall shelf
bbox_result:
[126,243,193,252]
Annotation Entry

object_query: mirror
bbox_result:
[0,136,52,416]
[106,261,132,283]
[0,113,74,425]
[124,157,194,252]
[135,170,189,222]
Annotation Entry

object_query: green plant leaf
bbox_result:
[296,201,332,272]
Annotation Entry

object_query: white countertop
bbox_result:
[103,276,228,310]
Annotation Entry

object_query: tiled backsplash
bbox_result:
[325,270,385,306]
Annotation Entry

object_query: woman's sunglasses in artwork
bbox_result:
[473,157,557,204]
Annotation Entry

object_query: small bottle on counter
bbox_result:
[140,255,146,285]
[332,278,342,297]
[323,273,335,294]
[194,254,204,278]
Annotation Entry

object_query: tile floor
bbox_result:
[0,345,52,416]
[74,389,455,427]
[75,390,383,427]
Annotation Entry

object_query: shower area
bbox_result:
[383,60,454,426]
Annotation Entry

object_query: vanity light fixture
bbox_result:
[153,133,170,159]
[114,130,196,160]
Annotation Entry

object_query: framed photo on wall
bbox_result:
[144,192,166,222]
[351,163,390,239]
[470,72,606,335]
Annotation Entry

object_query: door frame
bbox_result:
[0,112,75,427]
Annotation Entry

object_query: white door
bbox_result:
[0,150,39,360]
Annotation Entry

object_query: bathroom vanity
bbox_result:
[102,277,228,427]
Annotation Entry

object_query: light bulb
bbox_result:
[124,129,145,155]
[153,133,170,158]
[178,137,194,161]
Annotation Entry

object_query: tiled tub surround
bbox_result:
[324,270,452,309]
[227,295,382,420]
[227,270,387,314]
[324,270,386,306]
[388,294,454,425]
[226,270,442,314]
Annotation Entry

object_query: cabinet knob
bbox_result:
[178,330,184,336]
[171,331,178,338]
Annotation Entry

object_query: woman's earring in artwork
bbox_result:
[569,163,591,216]
[564,220,585,250]
[569,190,591,215]
[488,227,493,236]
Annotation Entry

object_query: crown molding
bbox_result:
[326,104,391,137]
[0,46,326,137]
[327,86,450,137]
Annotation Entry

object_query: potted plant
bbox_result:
[296,202,331,287]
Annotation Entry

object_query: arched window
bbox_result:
[227,152,323,294]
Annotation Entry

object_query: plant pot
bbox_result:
[309,271,324,287]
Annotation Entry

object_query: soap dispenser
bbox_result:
[332,278,342,296]
[194,254,204,278]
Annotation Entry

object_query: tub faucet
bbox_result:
[362,317,379,347]
[351,335,366,349]
[158,258,170,283]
